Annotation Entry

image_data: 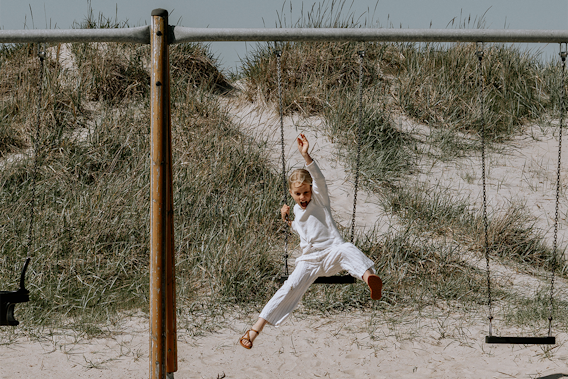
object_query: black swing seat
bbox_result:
[485,336,556,345]
[278,275,356,284]
[0,258,31,326]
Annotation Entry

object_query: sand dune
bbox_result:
[2,81,568,378]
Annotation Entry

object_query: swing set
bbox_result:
[1,11,568,379]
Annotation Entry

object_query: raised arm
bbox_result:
[297,134,313,165]
[297,134,330,206]
[281,204,292,227]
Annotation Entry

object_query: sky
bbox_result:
[0,0,567,72]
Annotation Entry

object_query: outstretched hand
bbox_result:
[297,134,313,165]
[281,204,292,226]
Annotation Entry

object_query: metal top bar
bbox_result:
[0,26,150,44]
[1,26,567,45]
[171,27,568,44]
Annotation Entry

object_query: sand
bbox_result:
[2,310,567,378]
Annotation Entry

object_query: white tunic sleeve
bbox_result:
[305,160,330,207]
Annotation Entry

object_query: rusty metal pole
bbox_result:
[150,8,176,379]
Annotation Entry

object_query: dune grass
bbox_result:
[397,42,548,139]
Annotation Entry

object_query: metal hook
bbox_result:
[37,43,46,60]
[476,42,484,60]
[559,43,567,62]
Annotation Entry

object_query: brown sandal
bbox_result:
[239,328,260,349]
[367,274,383,300]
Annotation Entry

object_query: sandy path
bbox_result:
[223,98,397,238]
[226,97,568,256]
[405,118,568,254]
[225,97,568,295]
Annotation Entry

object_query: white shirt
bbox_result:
[291,161,344,255]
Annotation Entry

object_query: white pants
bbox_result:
[259,242,375,326]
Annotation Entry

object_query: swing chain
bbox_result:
[477,42,493,333]
[548,43,566,336]
[26,43,45,258]
[275,49,289,275]
[350,49,365,243]
[476,46,484,60]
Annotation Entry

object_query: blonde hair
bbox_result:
[288,169,312,190]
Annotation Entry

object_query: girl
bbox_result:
[240,134,382,349]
